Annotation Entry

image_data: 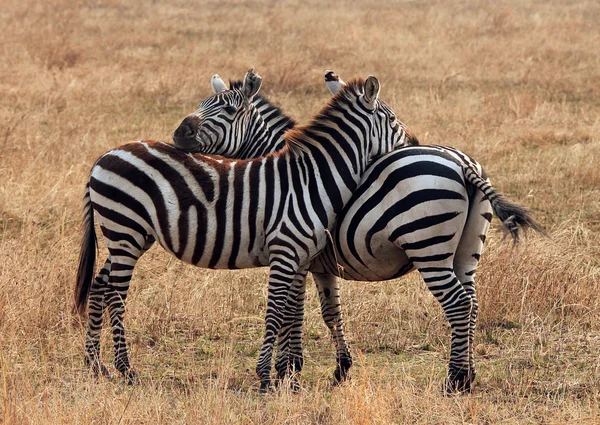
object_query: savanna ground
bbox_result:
[1,0,600,423]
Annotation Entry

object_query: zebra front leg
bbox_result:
[415,263,473,394]
[256,263,307,392]
[313,272,352,384]
[84,258,111,378]
[275,273,307,385]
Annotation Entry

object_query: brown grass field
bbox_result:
[1,0,600,423]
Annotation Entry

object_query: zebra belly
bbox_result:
[164,212,271,270]
[309,236,413,281]
[345,236,413,280]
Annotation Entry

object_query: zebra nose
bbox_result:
[175,118,195,139]
[173,117,200,150]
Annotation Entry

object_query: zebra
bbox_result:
[74,69,408,391]
[174,74,296,158]
[178,71,544,393]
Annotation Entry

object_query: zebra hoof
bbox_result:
[332,357,353,385]
[122,368,140,385]
[442,369,475,395]
[273,376,301,393]
[85,356,111,379]
[287,376,301,392]
[258,380,274,394]
[98,363,111,378]
[332,370,350,387]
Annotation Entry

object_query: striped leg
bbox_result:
[256,263,307,392]
[313,272,352,384]
[275,273,307,384]
[412,259,473,394]
[453,191,492,383]
[84,236,155,380]
[84,258,111,377]
[102,230,148,383]
[105,250,139,383]
[275,272,352,385]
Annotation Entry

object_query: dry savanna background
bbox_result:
[1,0,599,423]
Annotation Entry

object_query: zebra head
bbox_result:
[353,75,407,157]
[324,70,419,148]
[173,68,265,155]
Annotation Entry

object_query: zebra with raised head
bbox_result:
[75,69,407,391]
[179,71,543,392]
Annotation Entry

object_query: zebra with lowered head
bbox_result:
[75,69,407,391]
[173,71,544,393]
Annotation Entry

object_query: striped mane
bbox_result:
[283,79,367,147]
[229,79,297,130]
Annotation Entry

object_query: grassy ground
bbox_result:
[1,0,600,423]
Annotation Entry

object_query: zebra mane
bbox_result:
[229,79,297,130]
[283,78,367,146]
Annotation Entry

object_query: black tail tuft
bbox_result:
[74,184,97,317]
[490,193,546,244]
[461,162,545,244]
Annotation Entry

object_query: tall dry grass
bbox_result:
[1,0,600,423]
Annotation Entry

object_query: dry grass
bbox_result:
[1,0,600,423]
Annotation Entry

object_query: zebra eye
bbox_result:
[224,105,237,114]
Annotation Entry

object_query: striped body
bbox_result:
[275,144,497,389]
[90,140,338,271]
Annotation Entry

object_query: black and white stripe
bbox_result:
[74,70,406,390]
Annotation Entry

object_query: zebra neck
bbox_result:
[237,115,291,159]
[237,117,275,159]
[286,137,366,231]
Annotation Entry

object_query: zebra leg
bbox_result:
[275,273,307,384]
[313,272,352,384]
[256,264,307,392]
[85,236,155,380]
[453,191,492,386]
[84,258,111,378]
[412,259,473,394]
[103,238,146,384]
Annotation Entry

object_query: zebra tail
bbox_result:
[462,164,546,244]
[74,182,97,317]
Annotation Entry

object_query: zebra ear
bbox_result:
[242,67,262,100]
[211,74,228,94]
[364,75,380,105]
[324,70,345,95]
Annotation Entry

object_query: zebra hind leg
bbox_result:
[86,236,154,382]
[104,238,147,384]
[453,190,493,389]
[84,258,111,378]
[413,260,473,394]
[312,272,352,385]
